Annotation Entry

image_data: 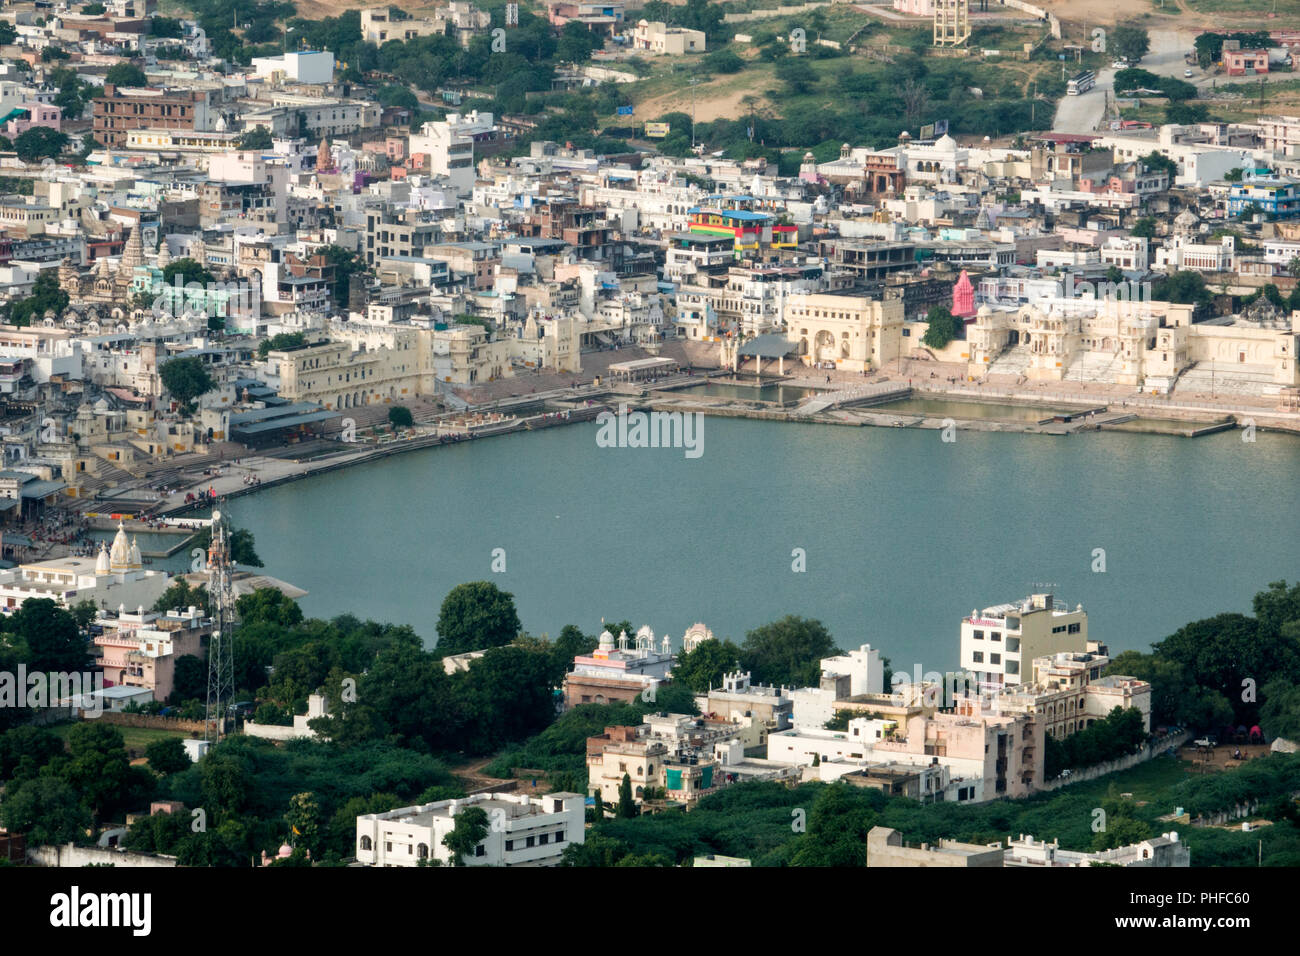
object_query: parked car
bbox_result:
[1184,69,1194,78]
[1194,736,1217,748]
[1112,60,1128,69]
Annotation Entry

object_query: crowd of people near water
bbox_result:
[32,512,95,551]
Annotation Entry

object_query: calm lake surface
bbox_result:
[677,382,822,403]
[228,417,1300,672]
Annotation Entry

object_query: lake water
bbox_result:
[673,381,822,404]
[227,417,1300,674]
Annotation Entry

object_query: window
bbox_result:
[990,653,1001,664]
[505,839,514,851]
[539,833,549,845]
[525,836,535,848]
[973,629,984,640]
[474,844,485,857]
[1068,622,1081,634]
[990,632,1001,642]
[972,651,984,663]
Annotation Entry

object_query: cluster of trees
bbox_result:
[257,331,308,358]
[5,271,70,327]
[120,736,464,865]
[563,752,1300,866]
[653,53,1041,162]
[671,615,840,693]
[1107,581,1300,738]
[181,0,297,64]
[0,599,96,731]
[1044,707,1148,778]
[1241,281,1300,316]
[922,305,962,350]
[1151,270,1213,312]
[158,355,216,411]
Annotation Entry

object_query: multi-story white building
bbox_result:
[1259,114,1300,156]
[409,112,495,196]
[355,791,585,867]
[959,593,1087,692]
[1099,235,1149,271]
[1154,235,1236,272]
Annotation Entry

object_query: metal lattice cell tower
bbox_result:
[933,0,971,47]
[204,508,237,743]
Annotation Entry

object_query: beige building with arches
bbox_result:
[784,291,904,373]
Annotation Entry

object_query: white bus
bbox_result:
[1067,71,1096,95]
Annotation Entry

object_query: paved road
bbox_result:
[1053,27,1294,131]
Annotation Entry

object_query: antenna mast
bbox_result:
[204,506,238,743]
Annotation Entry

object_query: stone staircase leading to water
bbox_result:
[984,346,1033,379]
[1172,363,1276,400]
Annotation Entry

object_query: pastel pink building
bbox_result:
[4,103,61,137]
[94,606,210,703]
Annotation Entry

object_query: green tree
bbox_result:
[617,772,637,818]
[702,49,744,73]
[152,578,209,614]
[144,737,191,775]
[235,588,303,628]
[1091,815,1151,851]
[150,16,184,39]
[1194,32,1224,69]
[8,270,69,326]
[441,805,490,865]
[1112,25,1150,64]
[0,726,64,782]
[70,599,98,632]
[435,581,522,655]
[1152,270,1211,311]
[0,777,90,845]
[9,270,69,326]
[377,84,420,110]
[105,63,148,87]
[740,616,840,688]
[1260,678,1300,742]
[7,598,87,672]
[159,356,216,408]
[921,305,962,350]
[672,638,743,694]
[257,331,307,358]
[1139,151,1177,181]
[286,791,321,853]
[61,722,140,826]
[170,654,207,705]
[1129,216,1157,239]
[387,405,413,428]
[161,257,215,288]
[237,126,273,150]
[775,57,817,96]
